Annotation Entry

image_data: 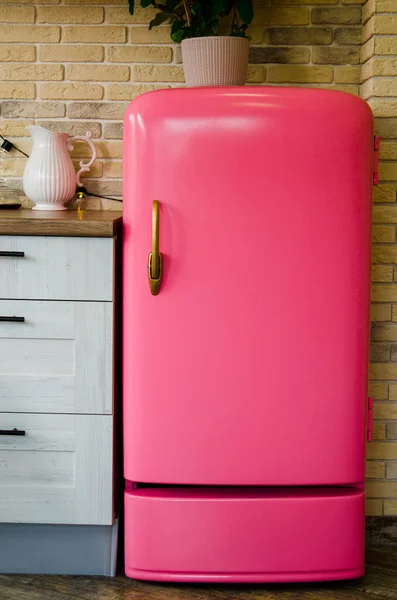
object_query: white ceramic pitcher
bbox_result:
[23,126,97,211]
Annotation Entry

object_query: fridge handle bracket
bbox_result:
[148,252,162,295]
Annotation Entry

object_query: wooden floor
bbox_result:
[0,548,396,600]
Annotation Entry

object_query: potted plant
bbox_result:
[128,0,254,86]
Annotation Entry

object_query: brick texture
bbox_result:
[334,65,361,83]
[0,64,63,81]
[66,64,129,81]
[312,46,360,64]
[39,45,104,63]
[37,6,104,23]
[334,27,361,44]
[36,120,102,137]
[267,27,333,45]
[0,45,35,62]
[388,423,397,439]
[374,403,397,419]
[106,83,169,100]
[0,83,35,99]
[67,102,127,120]
[364,0,397,516]
[385,500,397,514]
[374,423,387,439]
[267,65,333,83]
[0,6,35,23]
[311,7,361,23]
[1,102,65,118]
[377,220,397,241]
[366,499,383,516]
[369,382,388,400]
[129,26,171,44]
[370,98,397,118]
[133,65,184,82]
[39,83,104,100]
[0,25,60,42]
[105,161,123,178]
[103,122,123,139]
[107,46,172,63]
[367,443,397,460]
[371,303,393,320]
[366,461,385,478]
[249,47,310,64]
[380,143,397,160]
[63,25,126,43]
[0,119,34,137]
[106,5,157,23]
[254,7,309,25]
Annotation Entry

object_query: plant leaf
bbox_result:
[231,22,248,37]
[236,0,253,24]
[222,0,234,16]
[171,28,185,41]
[149,11,172,28]
[129,0,135,15]
[171,19,184,31]
[191,0,202,17]
[167,0,183,10]
[208,0,223,19]
[171,18,184,40]
[137,0,254,41]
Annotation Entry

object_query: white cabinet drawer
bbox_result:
[0,300,113,414]
[0,236,113,301]
[0,413,113,525]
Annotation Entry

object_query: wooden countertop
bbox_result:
[0,209,123,237]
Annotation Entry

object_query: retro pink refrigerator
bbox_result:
[123,87,376,582]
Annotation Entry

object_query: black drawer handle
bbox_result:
[0,428,26,436]
[0,251,24,257]
[0,316,25,323]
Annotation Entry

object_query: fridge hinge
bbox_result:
[373,136,380,185]
[367,397,373,442]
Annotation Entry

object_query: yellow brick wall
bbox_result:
[3,0,395,517]
[362,0,397,518]
[0,0,363,207]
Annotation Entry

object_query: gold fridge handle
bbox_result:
[148,200,162,296]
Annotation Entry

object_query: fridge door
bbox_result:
[123,87,373,486]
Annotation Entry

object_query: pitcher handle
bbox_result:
[67,131,97,187]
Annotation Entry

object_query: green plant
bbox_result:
[128,0,254,42]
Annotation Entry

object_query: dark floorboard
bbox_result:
[0,548,396,600]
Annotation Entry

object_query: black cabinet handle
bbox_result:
[0,428,26,436]
[0,316,25,323]
[0,251,24,257]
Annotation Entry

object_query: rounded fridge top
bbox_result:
[124,85,373,123]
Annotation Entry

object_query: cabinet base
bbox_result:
[0,520,119,575]
[125,487,365,583]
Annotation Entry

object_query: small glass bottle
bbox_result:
[0,178,21,209]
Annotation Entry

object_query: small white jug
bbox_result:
[23,126,97,211]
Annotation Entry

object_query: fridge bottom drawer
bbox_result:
[125,486,365,583]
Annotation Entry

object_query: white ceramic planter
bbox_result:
[181,36,249,87]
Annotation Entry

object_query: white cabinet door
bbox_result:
[0,413,113,525]
[0,236,113,301]
[0,301,113,414]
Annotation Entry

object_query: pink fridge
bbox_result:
[123,87,376,583]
